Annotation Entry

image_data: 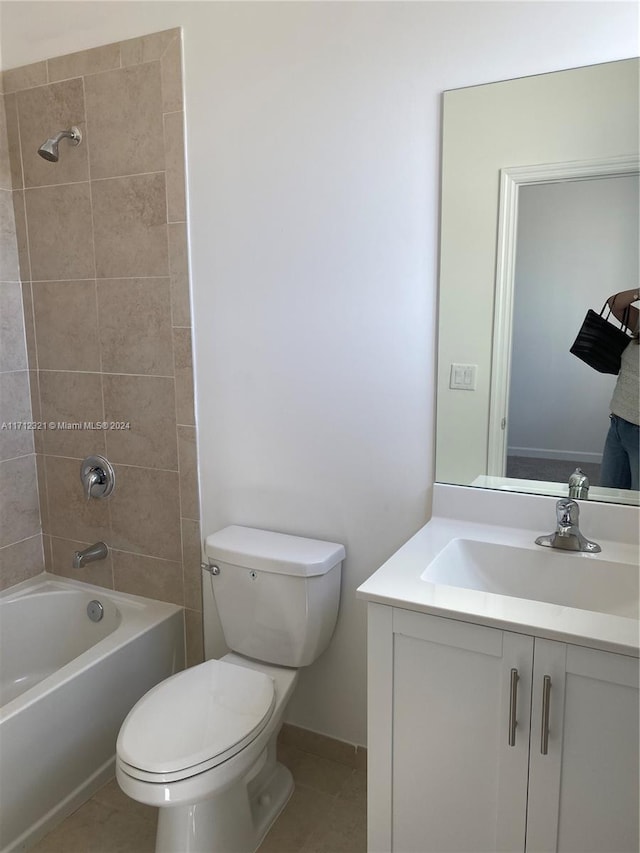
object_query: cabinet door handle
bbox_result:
[508,668,519,747]
[540,674,552,755]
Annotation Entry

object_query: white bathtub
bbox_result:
[0,573,185,853]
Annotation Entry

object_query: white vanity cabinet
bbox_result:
[367,604,639,853]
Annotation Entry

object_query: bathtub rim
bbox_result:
[0,572,184,723]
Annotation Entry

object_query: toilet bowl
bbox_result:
[116,526,344,853]
[117,653,299,853]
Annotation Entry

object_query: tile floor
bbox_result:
[30,741,367,853]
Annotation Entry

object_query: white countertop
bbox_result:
[357,485,640,657]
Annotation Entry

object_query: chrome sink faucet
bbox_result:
[568,468,589,500]
[535,499,601,553]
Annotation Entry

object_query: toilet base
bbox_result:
[154,758,294,853]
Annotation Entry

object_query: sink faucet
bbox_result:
[72,541,108,569]
[535,499,601,553]
[568,467,589,500]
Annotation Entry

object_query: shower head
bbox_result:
[37,126,82,162]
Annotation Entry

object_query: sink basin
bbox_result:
[421,538,639,619]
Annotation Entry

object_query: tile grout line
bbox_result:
[14,91,52,570]
[82,70,115,590]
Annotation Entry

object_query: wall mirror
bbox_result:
[436,58,639,506]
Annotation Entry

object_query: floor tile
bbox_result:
[31,753,367,853]
[30,799,156,853]
[278,744,354,796]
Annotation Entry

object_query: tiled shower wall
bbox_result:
[0,94,44,583]
[1,29,203,664]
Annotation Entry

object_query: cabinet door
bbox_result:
[390,609,533,853]
[527,639,639,853]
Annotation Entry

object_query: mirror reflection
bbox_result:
[507,176,639,486]
[436,58,639,505]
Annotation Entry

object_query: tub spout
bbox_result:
[72,542,108,569]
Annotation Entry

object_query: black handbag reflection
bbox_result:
[570,299,632,375]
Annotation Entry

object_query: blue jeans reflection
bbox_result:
[600,414,640,491]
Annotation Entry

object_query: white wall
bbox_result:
[2,1,637,746]
[509,176,640,462]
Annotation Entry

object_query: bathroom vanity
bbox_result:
[372,56,640,853]
[357,485,639,853]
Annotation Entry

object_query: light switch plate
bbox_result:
[449,363,477,390]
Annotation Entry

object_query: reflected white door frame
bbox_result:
[487,155,640,477]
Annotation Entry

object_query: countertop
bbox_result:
[357,485,640,657]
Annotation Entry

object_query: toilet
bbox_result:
[116,526,345,853]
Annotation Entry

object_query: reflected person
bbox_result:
[600,289,640,490]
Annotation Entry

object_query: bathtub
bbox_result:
[0,573,185,853]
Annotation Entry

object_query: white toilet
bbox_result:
[116,525,345,853]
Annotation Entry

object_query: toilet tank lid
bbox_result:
[205,526,345,577]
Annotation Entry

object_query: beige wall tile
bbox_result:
[185,607,204,667]
[3,94,24,190]
[112,549,183,605]
[97,278,173,376]
[2,62,47,94]
[177,425,199,520]
[85,63,164,179]
[25,183,95,280]
[173,327,195,425]
[163,111,186,223]
[0,454,41,548]
[168,222,191,326]
[0,282,27,372]
[0,534,44,590]
[92,173,169,278]
[0,96,12,191]
[181,517,202,611]
[33,280,100,371]
[30,371,44,452]
[42,532,53,571]
[49,534,114,588]
[120,29,180,67]
[103,374,178,470]
[44,454,111,542]
[21,283,37,370]
[161,36,183,113]
[0,371,34,460]
[39,371,106,458]
[12,192,30,280]
[47,43,120,83]
[35,451,49,530]
[0,188,19,280]
[110,464,181,561]
[17,78,88,188]
[1,29,193,604]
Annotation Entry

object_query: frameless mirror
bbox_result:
[436,58,639,505]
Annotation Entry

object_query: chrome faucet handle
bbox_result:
[80,455,115,501]
[84,468,101,501]
[556,498,579,533]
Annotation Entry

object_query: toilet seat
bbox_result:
[116,659,276,784]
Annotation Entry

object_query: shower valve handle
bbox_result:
[80,455,115,500]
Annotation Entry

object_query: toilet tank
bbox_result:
[205,526,344,668]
